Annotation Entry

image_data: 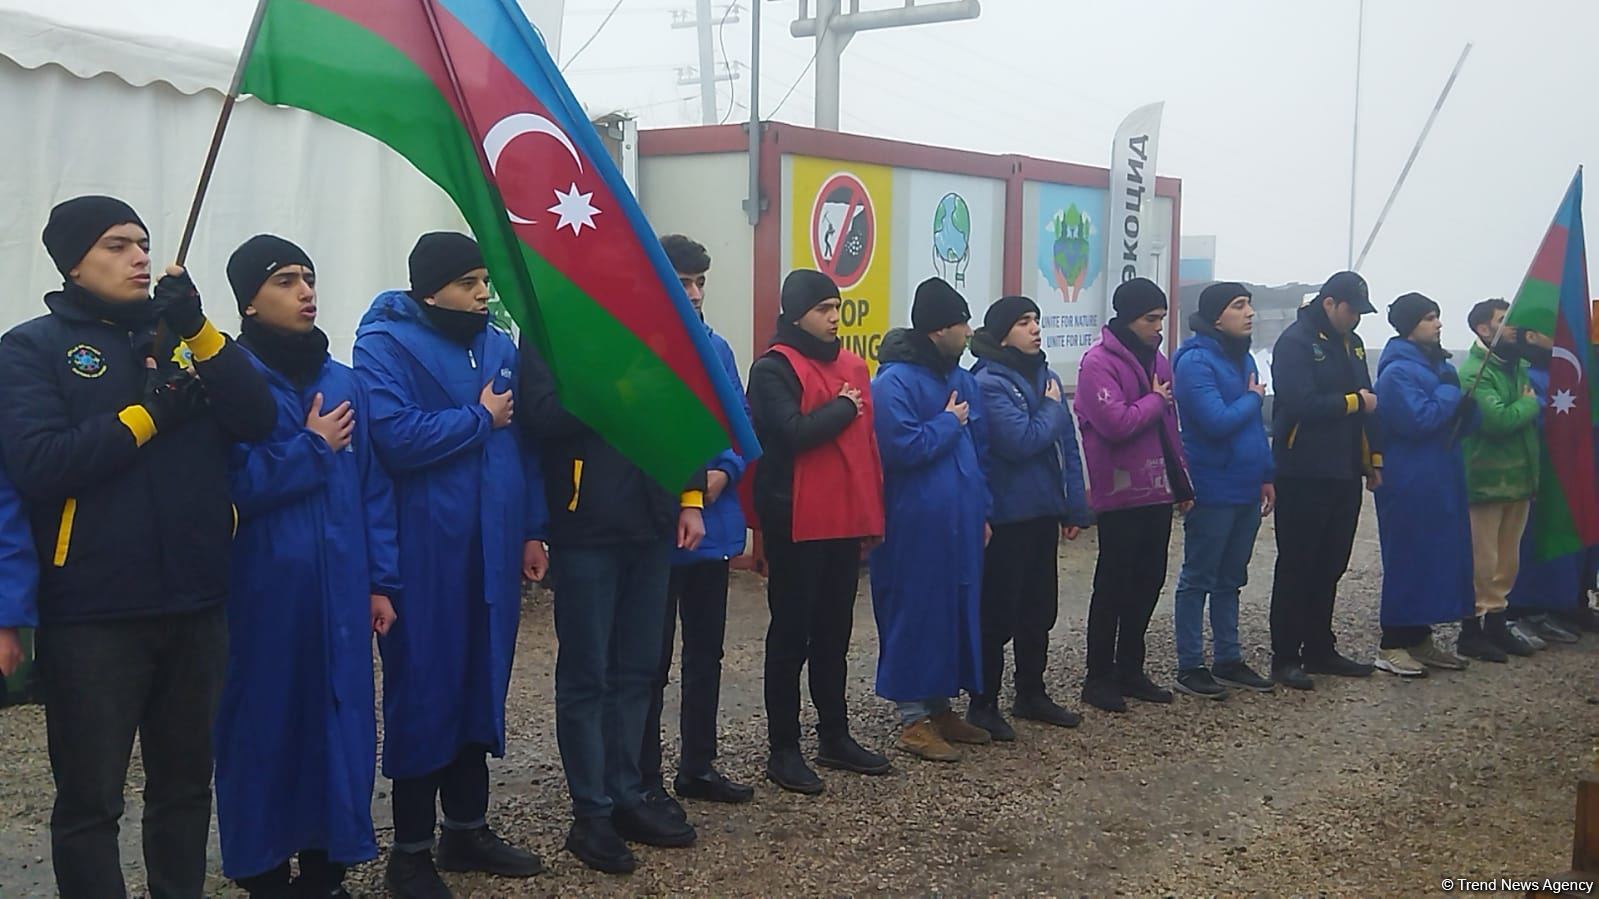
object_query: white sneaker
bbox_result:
[1375,648,1428,677]
[1510,621,1548,651]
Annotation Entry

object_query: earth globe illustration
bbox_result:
[932,192,972,285]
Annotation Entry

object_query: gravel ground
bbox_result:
[2,504,1596,896]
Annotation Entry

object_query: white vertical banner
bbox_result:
[1105,101,1164,322]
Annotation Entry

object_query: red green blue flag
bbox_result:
[1504,168,1597,560]
[238,0,759,489]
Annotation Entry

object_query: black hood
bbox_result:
[879,327,956,374]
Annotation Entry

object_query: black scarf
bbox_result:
[1109,318,1157,373]
[238,318,329,387]
[61,282,159,332]
[422,303,490,346]
[1413,338,1452,366]
[1188,314,1252,359]
[772,319,841,362]
[970,326,1046,379]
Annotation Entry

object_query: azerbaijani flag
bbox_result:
[237,0,759,489]
[1505,168,1598,560]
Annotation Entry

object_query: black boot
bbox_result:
[1457,617,1507,663]
[1118,671,1174,704]
[674,769,755,804]
[238,862,296,899]
[1485,612,1536,657]
[564,817,636,875]
[816,733,892,775]
[385,850,453,899]
[1012,691,1081,727]
[766,746,824,794]
[613,801,697,848]
[1081,678,1127,712]
[966,695,1017,741]
[436,826,545,877]
[292,851,349,898]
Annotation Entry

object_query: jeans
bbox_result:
[642,560,732,788]
[37,606,228,899]
[1270,478,1362,666]
[1086,505,1174,680]
[894,697,950,726]
[762,532,861,750]
[979,517,1060,699]
[1173,502,1262,671]
[391,745,490,852]
[552,540,672,819]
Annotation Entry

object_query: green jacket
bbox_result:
[1457,343,1540,503]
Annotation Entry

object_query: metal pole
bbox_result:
[814,0,841,130]
[696,0,718,124]
[1346,0,1363,270]
[745,0,761,225]
[1353,42,1472,271]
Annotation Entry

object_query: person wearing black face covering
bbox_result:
[0,195,275,898]
[354,233,550,895]
[746,269,890,794]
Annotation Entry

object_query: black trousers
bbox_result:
[37,606,228,899]
[1270,477,1363,666]
[642,560,732,788]
[763,532,861,750]
[235,851,344,896]
[979,517,1060,699]
[1086,506,1174,680]
[391,745,490,851]
[1380,626,1432,650]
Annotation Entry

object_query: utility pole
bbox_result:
[673,2,743,124]
[791,0,981,130]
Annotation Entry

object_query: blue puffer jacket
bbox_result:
[1172,327,1274,506]
[674,324,749,564]
[0,461,38,629]
[968,331,1091,527]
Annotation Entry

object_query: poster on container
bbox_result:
[1032,182,1110,379]
[789,156,895,371]
[892,171,1006,328]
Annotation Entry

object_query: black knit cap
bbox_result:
[409,232,484,300]
[984,295,1041,336]
[912,277,970,333]
[42,195,147,276]
[1112,277,1168,323]
[780,269,840,323]
[228,235,314,311]
[1388,291,1441,338]
[1198,281,1251,325]
[1318,270,1376,314]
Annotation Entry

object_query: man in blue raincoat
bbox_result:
[1373,293,1478,677]
[869,278,993,763]
[0,460,38,695]
[214,236,401,898]
[354,233,549,898]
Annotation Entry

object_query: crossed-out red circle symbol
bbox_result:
[809,172,876,290]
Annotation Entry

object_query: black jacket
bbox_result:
[518,337,702,546]
[1270,303,1384,481]
[745,335,858,538]
[0,291,276,624]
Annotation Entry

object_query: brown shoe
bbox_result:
[897,719,961,762]
[932,709,991,745]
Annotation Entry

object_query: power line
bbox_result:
[768,50,818,121]
[717,1,739,124]
[561,0,628,72]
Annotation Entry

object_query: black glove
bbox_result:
[142,368,209,433]
[153,269,207,339]
[1439,366,1460,389]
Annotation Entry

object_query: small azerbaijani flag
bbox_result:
[237,0,758,490]
[1504,168,1598,560]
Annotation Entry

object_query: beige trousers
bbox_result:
[1467,500,1532,617]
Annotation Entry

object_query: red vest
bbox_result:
[770,344,885,542]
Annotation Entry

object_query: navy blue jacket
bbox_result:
[1270,303,1383,481]
[1172,329,1275,506]
[969,336,1090,527]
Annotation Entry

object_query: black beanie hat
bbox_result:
[912,277,970,333]
[409,232,485,300]
[1318,270,1376,314]
[42,196,147,277]
[1112,277,1168,323]
[1198,281,1250,325]
[1388,291,1441,338]
[228,235,314,311]
[780,269,840,323]
[983,295,1041,336]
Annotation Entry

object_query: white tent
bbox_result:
[0,0,570,358]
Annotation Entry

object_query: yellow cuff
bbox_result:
[1344,393,1360,415]
[118,405,157,447]
[1370,453,1384,469]
[680,490,705,510]
[183,320,226,362]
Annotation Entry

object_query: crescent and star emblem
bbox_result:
[1548,345,1584,415]
[482,113,602,235]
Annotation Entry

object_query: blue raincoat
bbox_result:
[1373,338,1478,627]
[354,291,547,779]
[867,330,990,702]
[0,460,38,629]
[215,351,401,878]
[1509,365,1583,610]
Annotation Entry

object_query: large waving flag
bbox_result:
[1505,168,1597,560]
[238,0,759,489]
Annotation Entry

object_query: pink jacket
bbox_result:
[1073,326,1192,513]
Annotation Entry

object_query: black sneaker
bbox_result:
[1303,651,1375,678]
[1526,613,1581,645]
[1081,678,1127,712]
[1271,663,1315,691]
[1456,630,1508,663]
[966,699,1017,741]
[1119,672,1175,704]
[1174,668,1228,700]
[385,850,453,899]
[674,769,755,805]
[765,747,824,795]
[436,826,544,878]
[1486,614,1536,657]
[613,802,697,848]
[816,734,893,775]
[1012,691,1081,727]
[1212,661,1275,693]
[642,785,689,822]
[564,817,635,875]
